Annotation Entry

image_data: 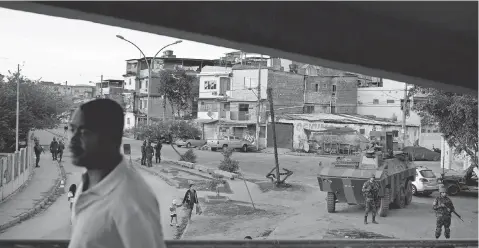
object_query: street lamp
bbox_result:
[117,35,182,124]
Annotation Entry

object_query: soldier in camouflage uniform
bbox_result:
[362,173,379,224]
[433,185,455,239]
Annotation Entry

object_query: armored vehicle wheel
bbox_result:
[447,184,460,196]
[405,181,413,205]
[327,192,336,213]
[378,188,390,217]
[394,186,406,209]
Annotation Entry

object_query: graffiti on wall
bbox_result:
[294,122,340,132]
[242,129,256,144]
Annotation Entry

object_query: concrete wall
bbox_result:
[124,112,135,130]
[420,133,442,150]
[267,70,305,110]
[0,134,34,202]
[229,68,268,101]
[304,75,357,114]
[124,76,137,91]
[357,79,422,125]
[277,118,419,150]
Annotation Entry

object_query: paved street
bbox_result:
[0,131,184,240]
[122,137,334,186]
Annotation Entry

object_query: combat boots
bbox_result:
[364,216,368,224]
[372,216,378,224]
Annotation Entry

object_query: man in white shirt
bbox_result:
[68,99,166,248]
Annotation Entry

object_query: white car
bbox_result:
[412,167,439,196]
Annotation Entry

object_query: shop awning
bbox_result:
[195,119,218,124]
[306,127,357,135]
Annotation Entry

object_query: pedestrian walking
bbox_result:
[57,139,65,162]
[50,137,59,161]
[33,140,44,168]
[169,199,182,227]
[433,185,455,239]
[68,99,166,248]
[362,173,379,224]
[182,183,199,222]
[155,142,162,164]
[145,141,154,167]
[141,140,147,165]
[68,184,77,210]
[64,125,68,135]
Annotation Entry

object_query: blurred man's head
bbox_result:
[244,236,252,240]
[53,137,56,141]
[69,99,124,169]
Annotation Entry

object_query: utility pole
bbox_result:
[255,55,262,151]
[15,64,20,152]
[267,88,280,185]
[402,83,408,149]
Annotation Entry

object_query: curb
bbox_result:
[163,159,240,180]
[0,160,67,233]
[133,161,178,188]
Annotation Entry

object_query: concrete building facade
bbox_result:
[276,113,420,150]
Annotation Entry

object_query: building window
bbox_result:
[421,129,426,133]
[373,99,379,104]
[238,104,250,121]
[129,79,132,85]
[387,99,395,104]
[304,105,314,114]
[315,84,319,92]
[204,80,217,90]
[331,105,336,114]
[392,130,399,137]
[359,129,365,134]
[127,118,130,125]
[332,85,336,92]
[323,83,327,88]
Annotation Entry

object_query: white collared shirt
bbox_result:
[69,158,166,248]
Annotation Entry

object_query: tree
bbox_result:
[0,67,73,152]
[410,86,478,166]
[132,120,201,157]
[157,69,196,119]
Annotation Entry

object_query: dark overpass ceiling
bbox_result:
[1,1,477,94]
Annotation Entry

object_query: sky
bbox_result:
[0,7,236,85]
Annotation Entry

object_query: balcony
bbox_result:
[0,239,476,248]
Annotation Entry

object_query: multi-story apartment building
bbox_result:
[197,65,305,148]
[40,81,96,100]
[123,50,216,128]
[357,79,421,125]
[94,79,125,110]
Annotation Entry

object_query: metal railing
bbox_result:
[0,239,477,248]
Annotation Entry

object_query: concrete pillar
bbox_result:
[440,136,453,170]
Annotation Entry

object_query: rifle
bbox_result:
[452,210,464,222]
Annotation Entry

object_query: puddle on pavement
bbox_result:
[325,228,395,239]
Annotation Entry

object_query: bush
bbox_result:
[218,148,239,173]
[180,149,197,163]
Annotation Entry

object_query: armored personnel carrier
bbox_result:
[317,131,416,217]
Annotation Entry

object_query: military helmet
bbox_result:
[370,173,376,179]
[439,185,447,193]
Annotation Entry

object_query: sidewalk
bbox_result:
[0,157,61,231]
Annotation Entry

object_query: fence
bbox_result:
[0,239,476,248]
[0,131,34,202]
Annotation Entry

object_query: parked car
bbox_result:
[175,137,207,148]
[411,166,439,196]
[207,135,253,152]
